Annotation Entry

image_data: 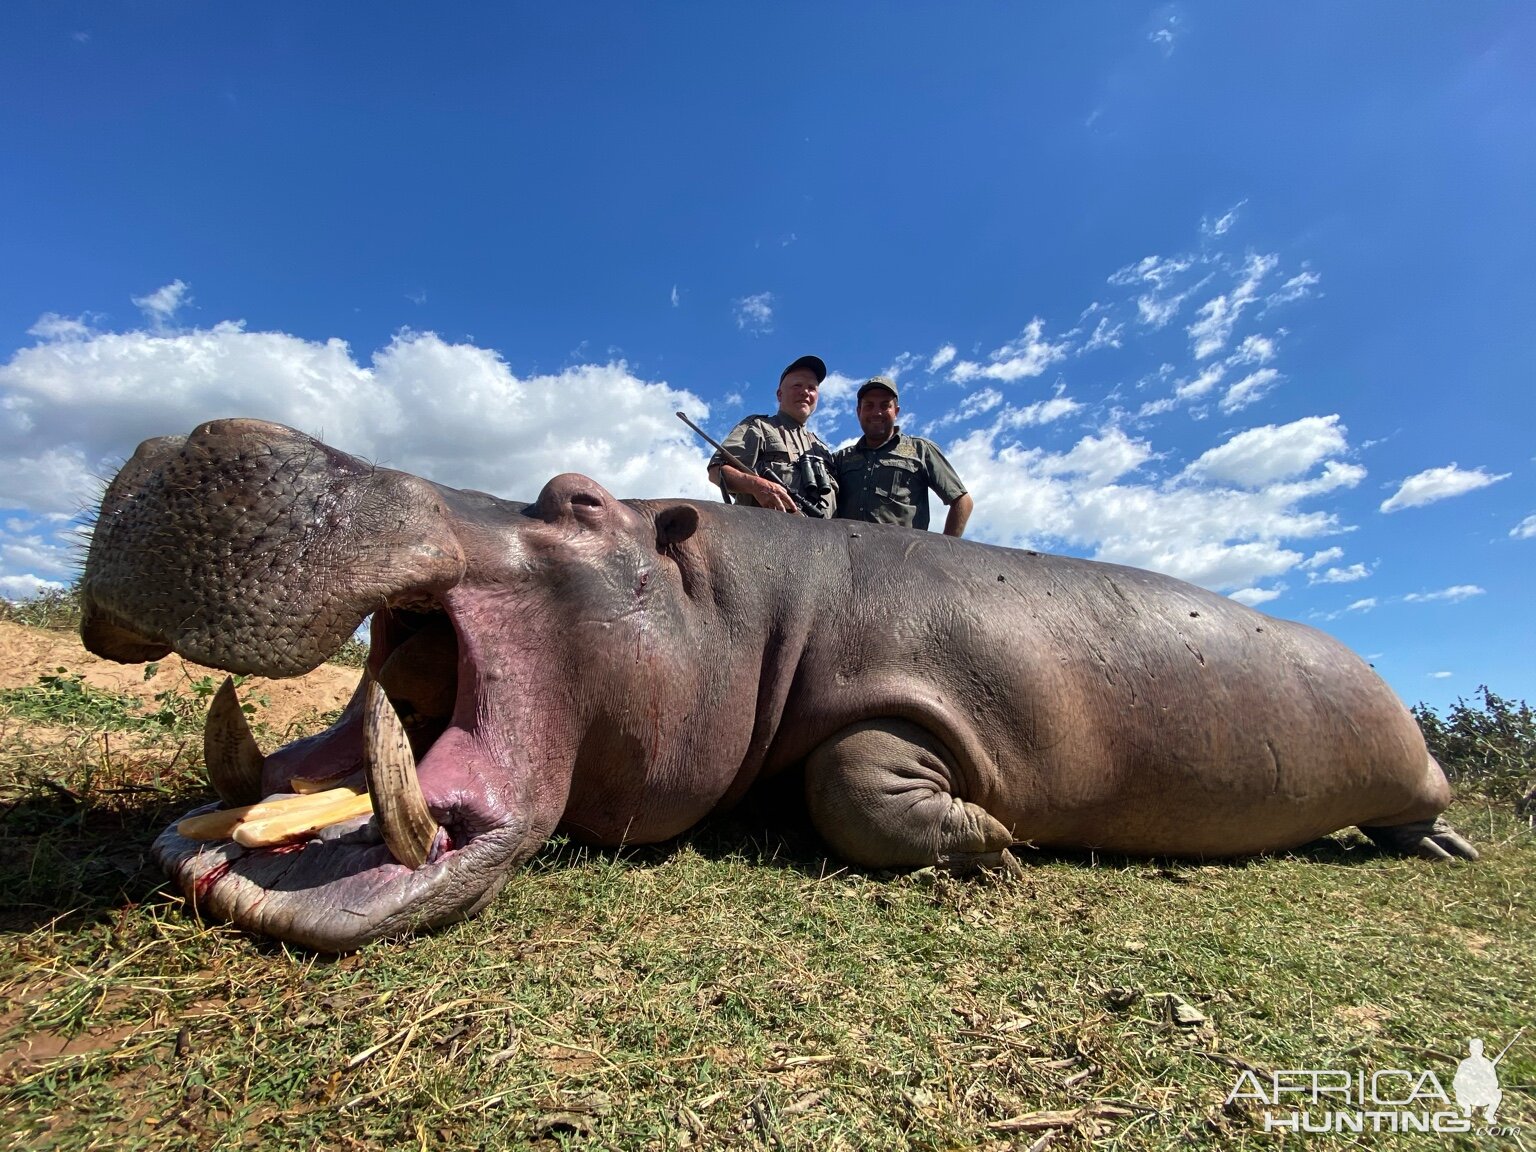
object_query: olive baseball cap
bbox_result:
[856,375,899,402]
[780,354,827,384]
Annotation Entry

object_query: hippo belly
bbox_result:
[785,529,1463,865]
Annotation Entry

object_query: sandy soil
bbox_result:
[0,620,360,733]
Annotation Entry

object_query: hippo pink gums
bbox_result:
[78,419,1475,951]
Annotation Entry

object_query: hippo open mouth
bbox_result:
[150,598,530,952]
[79,417,697,951]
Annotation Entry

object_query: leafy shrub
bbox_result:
[1413,686,1535,809]
[330,634,370,668]
[0,669,152,730]
[0,584,82,633]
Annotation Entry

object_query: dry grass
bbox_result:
[0,633,1532,1149]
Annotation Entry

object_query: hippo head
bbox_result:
[80,419,714,951]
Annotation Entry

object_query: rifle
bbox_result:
[675,411,830,518]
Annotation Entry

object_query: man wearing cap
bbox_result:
[706,354,838,518]
[834,376,973,536]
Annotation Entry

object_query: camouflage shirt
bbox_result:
[832,430,967,531]
[708,412,838,518]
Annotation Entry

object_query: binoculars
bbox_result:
[796,453,834,496]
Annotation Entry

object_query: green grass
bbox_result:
[0,627,1531,1149]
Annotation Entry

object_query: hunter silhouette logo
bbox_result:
[1225,1027,1524,1135]
[1453,1035,1514,1123]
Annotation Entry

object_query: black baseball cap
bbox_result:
[779,355,827,384]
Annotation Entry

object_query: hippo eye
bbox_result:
[571,492,602,508]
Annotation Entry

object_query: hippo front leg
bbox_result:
[805,720,1016,871]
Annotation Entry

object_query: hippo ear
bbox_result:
[655,504,699,550]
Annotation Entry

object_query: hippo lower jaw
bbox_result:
[149,601,552,952]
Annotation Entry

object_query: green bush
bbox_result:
[0,584,82,633]
[1413,686,1535,808]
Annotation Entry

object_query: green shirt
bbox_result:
[708,412,838,517]
[833,430,967,531]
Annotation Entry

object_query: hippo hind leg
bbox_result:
[805,719,1016,872]
[1358,817,1479,861]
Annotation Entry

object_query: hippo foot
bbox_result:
[805,719,1015,870]
[937,847,1027,879]
[1359,817,1479,861]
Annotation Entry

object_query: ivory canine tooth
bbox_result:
[177,786,365,842]
[204,676,265,806]
[363,678,440,868]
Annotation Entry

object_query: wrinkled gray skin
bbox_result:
[80,419,1474,952]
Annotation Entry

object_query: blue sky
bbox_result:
[1,4,1531,712]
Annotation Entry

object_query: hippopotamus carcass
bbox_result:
[77,418,1475,951]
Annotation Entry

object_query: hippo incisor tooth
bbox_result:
[230,789,373,847]
[178,786,367,842]
[363,677,440,868]
[204,676,265,806]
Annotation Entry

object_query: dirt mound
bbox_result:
[0,620,359,733]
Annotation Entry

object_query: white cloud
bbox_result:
[670,285,680,308]
[1174,364,1225,401]
[1135,397,1178,419]
[28,313,97,341]
[0,573,68,602]
[810,371,860,425]
[1308,562,1371,585]
[1219,367,1282,414]
[1184,415,1350,487]
[1135,292,1183,328]
[1300,546,1345,570]
[1188,253,1277,358]
[945,403,1365,592]
[1347,598,1377,612]
[1264,270,1320,309]
[928,344,957,372]
[1109,255,1192,291]
[1081,316,1123,352]
[998,396,1082,429]
[733,292,774,333]
[1229,585,1282,606]
[1404,585,1485,603]
[0,316,719,533]
[1428,671,1453,679]
[132,279,192,328]
[1380,463,1510,512]
[959,388,1004,419]
[1040,427,1151,485]
[1202,201,1246,238]
[1511,514,1536,539]
[949,319,1071,383]
[1226,334,1275,365]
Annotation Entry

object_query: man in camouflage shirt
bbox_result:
[707,354,838,518]
[834,376,973,536]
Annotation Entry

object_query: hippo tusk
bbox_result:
[363,676,441,868]
[204,676,265,806]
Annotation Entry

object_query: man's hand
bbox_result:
[716,465,799,514]
[746,474,800,513]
